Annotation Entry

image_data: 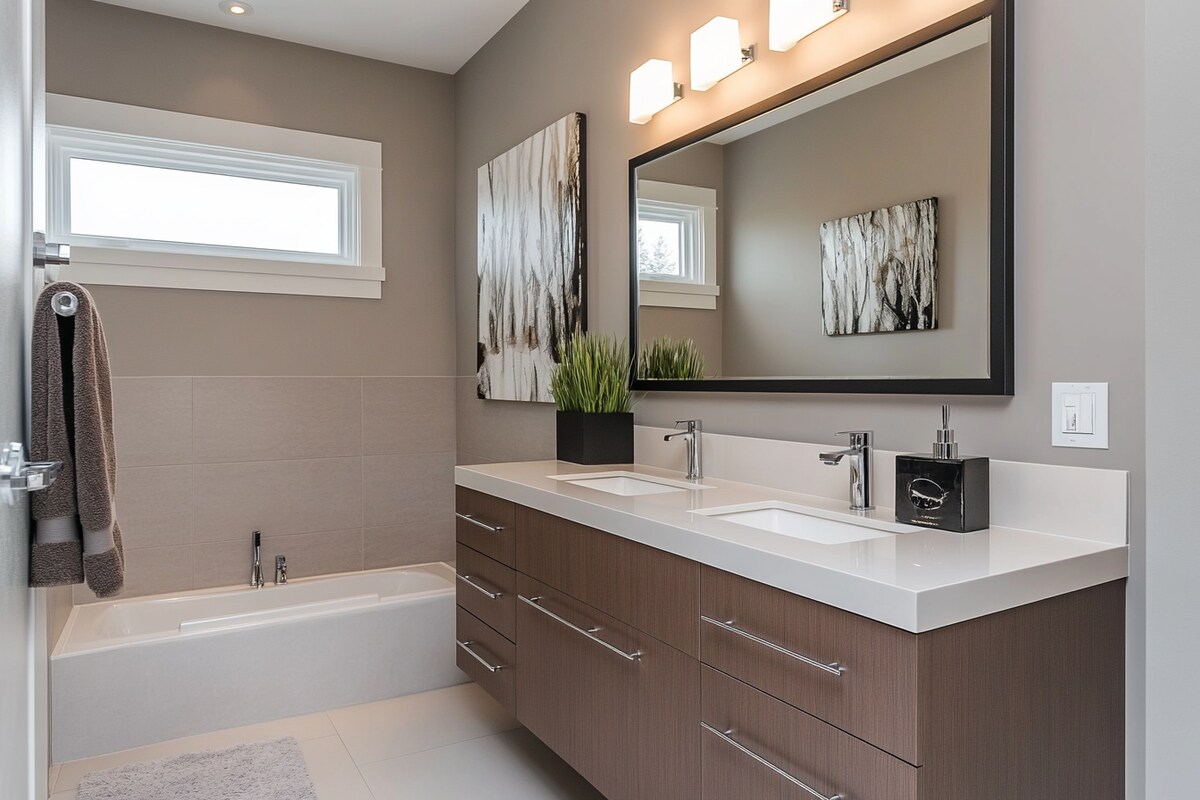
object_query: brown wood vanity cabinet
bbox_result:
[455,491,1126,800]
[700,567,1126,799]
[453,488,518,715]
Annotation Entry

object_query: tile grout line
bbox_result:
[348,725,526,769]
[324,710,380,800]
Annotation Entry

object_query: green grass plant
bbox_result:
[551,333,632,413]
[637,337,707,381]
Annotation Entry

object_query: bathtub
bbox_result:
[51,562,466,762]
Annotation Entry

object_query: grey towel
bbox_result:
[30,281,124,597]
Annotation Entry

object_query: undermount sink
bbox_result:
[549,471,714,497]
[692,501,920,545]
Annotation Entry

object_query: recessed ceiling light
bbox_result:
[219,1,253,16]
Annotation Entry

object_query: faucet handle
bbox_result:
[674,419,701,433]
[836,430,874,447]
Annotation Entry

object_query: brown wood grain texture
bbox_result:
[515,505,700,657]
[455,542,516,641]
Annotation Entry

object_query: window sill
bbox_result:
[61,246,385,299]
[638,279,720,310]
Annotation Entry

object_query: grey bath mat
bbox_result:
[77,736,318,800]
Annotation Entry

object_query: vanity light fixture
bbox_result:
[769,0,849,52]
[690,17,756,91]
[219,1,253,16]
[629,60,684,124]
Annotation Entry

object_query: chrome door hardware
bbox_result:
[455,512,504,533]
[701,723,845,800]
[701,616,846,676]
[519,594,642,661]
[0,443,62,506]
[33,231,71,275]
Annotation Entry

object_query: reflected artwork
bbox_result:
[820,197,938,336]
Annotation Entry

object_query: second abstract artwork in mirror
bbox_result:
[820,197,939,336]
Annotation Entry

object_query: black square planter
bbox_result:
[556,411,634,465]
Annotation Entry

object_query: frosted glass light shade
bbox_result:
[769,0,849,52]
[629,60,682,124]
[691,17,749,91]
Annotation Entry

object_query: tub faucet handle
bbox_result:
[275,555,288,586]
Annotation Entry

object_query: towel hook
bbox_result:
[51,291,78,318]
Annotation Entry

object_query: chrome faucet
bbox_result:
[250,531,264,588]
[664,419,703,480]
[275,555,288,585]
[819,430,875,511]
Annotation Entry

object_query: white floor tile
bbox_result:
[48,764,61,792]
[360,729,604,800]
[328,683,519,765]
[49,792,76,800]
[299,736,375,800]
[53,711,335,792]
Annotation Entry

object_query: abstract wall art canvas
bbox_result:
[477,112,587,402]
[820,197,938,336]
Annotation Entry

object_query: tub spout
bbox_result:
[275,555,288,586]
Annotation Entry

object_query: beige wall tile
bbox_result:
[362,452,455,529]
[192,457,362,543]
[116,465,192,549]
[193,377,362,463]
[363,377,456,455]
[363,519,455,569]
[454,377,555,464]
[112,377,192,467]
[193,529,362,589]
[73,545,195,602]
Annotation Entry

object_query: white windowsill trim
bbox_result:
[638,279,720,310]
[47,95,384,299]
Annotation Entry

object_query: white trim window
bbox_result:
[46,95,384,298]
[636,180,720,309]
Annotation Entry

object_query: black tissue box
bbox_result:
[895,454,989,533]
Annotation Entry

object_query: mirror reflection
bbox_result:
[634,20,993,382]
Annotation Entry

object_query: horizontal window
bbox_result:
[47,95,383,298]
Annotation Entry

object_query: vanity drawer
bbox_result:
[516,506,700,657]
[701,666,917,800]
[456,487,516,567]
[455,605,516,714]
[701,567,920,764]
[455,543,515,641]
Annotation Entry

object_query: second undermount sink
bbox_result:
[548,471,714,496]
[692,501,921,545]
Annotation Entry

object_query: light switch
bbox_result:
[1052,383,1109,449]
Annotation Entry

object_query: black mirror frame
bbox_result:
[628,0,1014,396]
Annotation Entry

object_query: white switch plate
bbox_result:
[1052,382,1109,449]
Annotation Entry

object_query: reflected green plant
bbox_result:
[638,337,707,381]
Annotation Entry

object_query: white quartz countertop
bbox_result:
[455,461,1129,633]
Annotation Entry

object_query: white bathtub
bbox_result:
[51,563,467,762]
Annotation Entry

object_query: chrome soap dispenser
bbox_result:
[895,405,989,532]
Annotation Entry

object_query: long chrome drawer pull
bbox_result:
[455,512,505,533]
[701,615,845,676]
[701,723,844,800]
[456,573,502,600]
[518,594,642,662]
[456,639,505,673]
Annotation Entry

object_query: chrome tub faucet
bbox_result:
[664,419,703,481]
[250,531,264,588]
[275,555,288,585]
[819,430,875,511]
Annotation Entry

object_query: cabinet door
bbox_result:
[633,629,701,800]
[516,575,637,800]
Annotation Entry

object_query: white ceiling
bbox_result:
[93,0,531,74]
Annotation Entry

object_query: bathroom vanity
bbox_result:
[453,460,1127,800]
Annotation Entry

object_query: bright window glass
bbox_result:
[68,158,342,255]
[637,218,682,276]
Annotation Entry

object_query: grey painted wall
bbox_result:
[454,0,1145,791]
[720,45,990,379]
[1145,0,1198,794]
[46,0,456,378]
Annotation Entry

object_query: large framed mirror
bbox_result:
[629,1,1012,395]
